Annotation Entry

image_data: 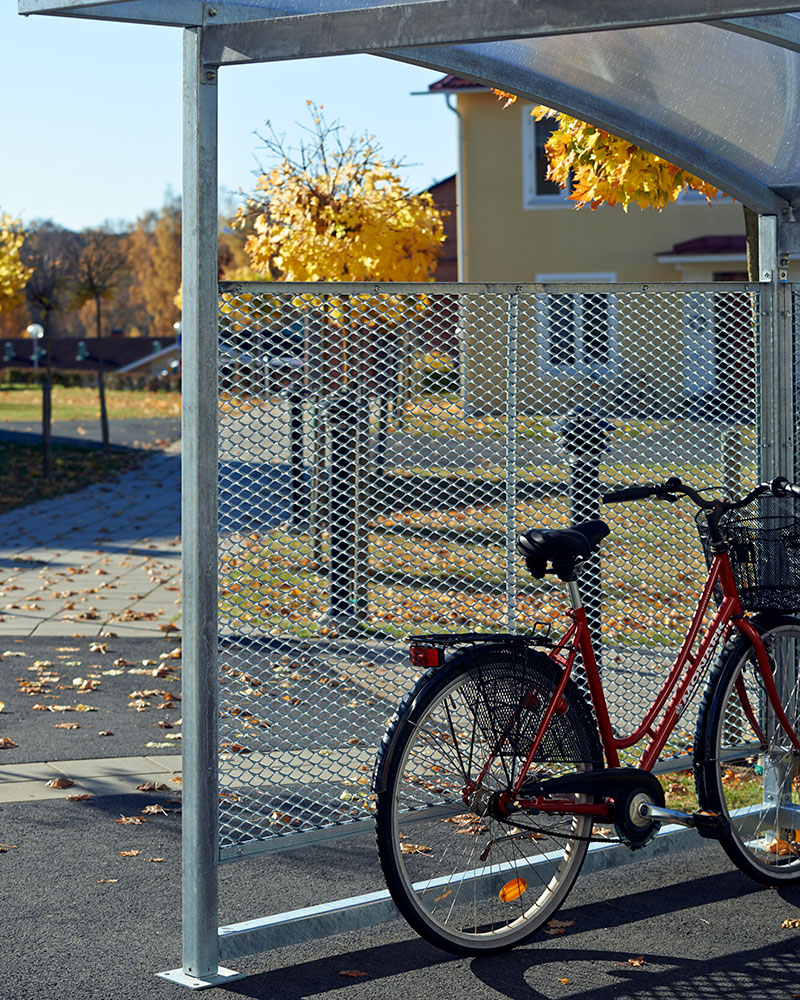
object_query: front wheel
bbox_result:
[695,615,800,885]
[374,645,603,955]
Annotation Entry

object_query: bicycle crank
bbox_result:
[534,767,666,849]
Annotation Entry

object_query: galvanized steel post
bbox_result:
[758,216,795,481]
[158,27,242,991]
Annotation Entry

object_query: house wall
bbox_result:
[457,91,750,283]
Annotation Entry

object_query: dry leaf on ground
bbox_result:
[149,857,165,863]
[46,777,74,789]
[136,782,169,792]
[53,722,80,730]
[116,815,149,825]
[0,736,18,749]
[400,842,432,855]
[544,918,575,935]
[782,918,800,928]
[628,956,646,967]
[141,804,168,816]
[338,970,367,978]
[559,978,572,985]
[96,879,119,884]
[0,844,18,852]
[66,793,91,802]
[120,849,142,857]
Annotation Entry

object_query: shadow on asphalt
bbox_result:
[223,869,800,1000]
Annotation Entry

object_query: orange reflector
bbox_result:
[498,877,527,902]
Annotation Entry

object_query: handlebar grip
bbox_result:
[602,485,656,503]
[772,476,800,498]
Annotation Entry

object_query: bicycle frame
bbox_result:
[509,546,800,813]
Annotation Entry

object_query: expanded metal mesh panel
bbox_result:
[217,281,759,854]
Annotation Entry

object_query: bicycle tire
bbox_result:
[374,645,603,955]
[695,614,800,885]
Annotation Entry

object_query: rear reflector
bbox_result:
[409,645,442,668]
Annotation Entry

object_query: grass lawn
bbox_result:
[0,384,181,423]
[0,440,144,515]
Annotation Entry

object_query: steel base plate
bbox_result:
[156,966,244,990]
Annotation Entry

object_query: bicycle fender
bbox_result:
[372,646,511,794]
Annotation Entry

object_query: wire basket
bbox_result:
[696,508,800,613]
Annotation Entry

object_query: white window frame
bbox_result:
[535,273,619,378]
[522,107,571,209]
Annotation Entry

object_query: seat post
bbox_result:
[566,579,583,610]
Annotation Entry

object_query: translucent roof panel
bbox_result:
[397,20,800,210]
[19,2,800,211]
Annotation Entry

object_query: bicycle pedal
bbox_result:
[690,809,730,841]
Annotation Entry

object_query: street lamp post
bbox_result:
[27,323,44,375]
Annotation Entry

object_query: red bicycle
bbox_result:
[374,476,800,955]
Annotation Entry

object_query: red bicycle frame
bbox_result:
[508,545,800,817]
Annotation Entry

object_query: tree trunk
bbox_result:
[95,294,110,452]
[41,313,53,481]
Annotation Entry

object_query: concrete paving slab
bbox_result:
[49,755,180,777]
[0,778,93,802]
[0,760,66,783]
[0,756,182,802]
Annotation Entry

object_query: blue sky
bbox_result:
[1,6,457,231]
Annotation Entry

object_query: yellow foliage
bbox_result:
[492,91,724,211]
[236,105,446,281]
[0,214,33,312]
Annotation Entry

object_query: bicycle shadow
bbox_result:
[469,938,800,1000]
[224,866,800,1000]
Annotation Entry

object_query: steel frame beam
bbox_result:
[18,0,275,25]
[712,13,800,51]
[199,1,800,65]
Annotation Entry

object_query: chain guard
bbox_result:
[533,766,666,850]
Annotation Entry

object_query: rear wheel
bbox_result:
[695,615,800,885]
[375,646,603,955]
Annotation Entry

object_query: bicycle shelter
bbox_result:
[18,0,800,988]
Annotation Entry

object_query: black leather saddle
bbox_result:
[517,520,610,581]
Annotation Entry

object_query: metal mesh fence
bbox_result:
[216,281,760,857]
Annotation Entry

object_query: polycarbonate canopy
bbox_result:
[23,1,800,216]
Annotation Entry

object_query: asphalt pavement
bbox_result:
[2,420,800,999]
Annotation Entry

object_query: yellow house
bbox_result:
[424,76,789,419]
[430,75,766,285]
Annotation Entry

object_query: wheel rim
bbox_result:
[386,661,595,948]
[714,625,800,877]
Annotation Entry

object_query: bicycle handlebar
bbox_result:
[602,475,800,511]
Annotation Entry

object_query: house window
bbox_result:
[535,274,618,377]
[522,111,570,208]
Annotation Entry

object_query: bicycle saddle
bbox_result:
[517,520,610,581]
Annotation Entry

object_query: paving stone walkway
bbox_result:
[0,442,181,637]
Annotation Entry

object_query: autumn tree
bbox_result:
[237,103,445,281]
[22,227,70,479]
[236,104,446,625]
[493,95,765,278]
[71,227,129,451]
[127,200,182,336]
[0,214,33,314]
